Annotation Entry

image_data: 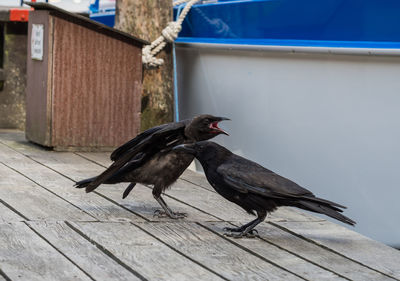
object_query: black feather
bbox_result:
[75,115,229,219]
[174,141,356,236]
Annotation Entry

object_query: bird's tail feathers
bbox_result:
[298,200,356,226]
[75,177,95,188]
[305,196,346,209]
[74,177,98,193]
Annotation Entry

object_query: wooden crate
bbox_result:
[26,3,148,150]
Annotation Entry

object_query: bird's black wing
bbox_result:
[217,155,346,208]
[110,124,169,161]
[85,122,186,193]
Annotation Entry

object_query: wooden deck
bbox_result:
[0,130,399,281]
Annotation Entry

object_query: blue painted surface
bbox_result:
[89,0,115,27]
[89,13,115,27]
[174,0,400,48]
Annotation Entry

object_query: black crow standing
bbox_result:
[75,115,229,218]
[174,141,356,237]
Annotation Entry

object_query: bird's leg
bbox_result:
[153,196,187,219]
[224,211,266,238]
[152,187,187,219]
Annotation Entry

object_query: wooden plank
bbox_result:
[0,132,99,178]
[1,133,321,223]
[27,221,142,281]
[2,131,397,280]
[75,153,224,221]
[201,221,346,281]
[49,156,218,222]
[219,221,393,281]
[0,143,144,223]
[276,221,400,280]
[93,182,218,222]
[51,16,142,149]
[0,201,25,223]
[75,152,111,167]
[0,163,94,222]
[0,138,219,222]
[0,130,27,143]
[138,221,303,281]
[168,178,322,222]
[26,11,52,146]
[70,221,225,281]
[0,222,91,281]
[76,151,322,222]
[181,169,214,191]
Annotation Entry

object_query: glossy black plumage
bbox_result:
[75,115,229,218]
[174,141,355,237]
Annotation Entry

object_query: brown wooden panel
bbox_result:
[25,10,52,146]
[51,16,142,149]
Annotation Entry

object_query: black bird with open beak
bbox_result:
[75,115,229,219]
[174,141,355,237]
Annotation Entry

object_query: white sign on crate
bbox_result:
[31,24,44,61]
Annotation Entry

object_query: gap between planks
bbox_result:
[0,142,146,223]
[1,132,398,280]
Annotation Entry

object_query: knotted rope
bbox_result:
[142,0,200,68]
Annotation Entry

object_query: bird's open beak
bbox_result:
[172,144,197,154]
[217,117,230,121]
[210,117,230,136]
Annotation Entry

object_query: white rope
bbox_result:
[142,0,200,68]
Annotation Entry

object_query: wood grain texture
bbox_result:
[202,221,346,281]
[245,222,393,281]
[51,16,142,148]
[0,135,105,179]
[180,170,330,222]
[0,222,91,281]
[71,221,224,281]
[26,11,52,146]
[27,221,141,281]
[75,151,322,222]
[138,221,303,281]
[2,131,398,281]
[1,137,219,222]
[167,178,322,222]
[276,221,400,280]
[0,142,144,222]
[181,169,215,191]
[0,201,24,223]
[93,182,218,222]
[75,152,111,167]
[0,162,94,222]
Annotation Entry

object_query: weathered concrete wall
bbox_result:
[0,22,27,130]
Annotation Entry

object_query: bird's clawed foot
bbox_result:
[223,228,259,239]
[223,226,244,233]
[153,209,188,219]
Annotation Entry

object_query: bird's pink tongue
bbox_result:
[210,122,229,135]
